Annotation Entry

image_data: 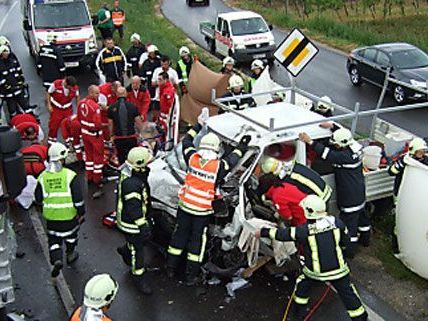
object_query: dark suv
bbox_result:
[347,43,428,104]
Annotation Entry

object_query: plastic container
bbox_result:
[384,132,412,156]
[363,145,382,170]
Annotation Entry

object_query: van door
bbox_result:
[215,17,231,56]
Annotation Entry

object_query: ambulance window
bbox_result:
[217,18,223,32]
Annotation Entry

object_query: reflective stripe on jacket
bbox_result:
[179,153,220,215]
[177,59,188,84]
[50,79,78,108]
[38,168,77,221]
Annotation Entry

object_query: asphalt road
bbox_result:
[162,0,428,137]
[0,1,410,320]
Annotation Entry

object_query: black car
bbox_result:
[347,42,428,104]
[186,0,210,6]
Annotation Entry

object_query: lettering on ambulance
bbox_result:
[214,30,232,49]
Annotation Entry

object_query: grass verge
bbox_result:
[87,0,221,70]
[226,0,428,53]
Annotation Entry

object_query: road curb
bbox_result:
[28,208,76,316]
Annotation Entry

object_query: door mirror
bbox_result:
[268,24,273,31]
[23,19,31,31]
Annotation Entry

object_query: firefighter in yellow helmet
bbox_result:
[116,146,154,295]
[166,109,251,285]
[256,195,368,321]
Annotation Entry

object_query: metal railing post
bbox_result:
[369,67,391,139]
[351,102,360,135]
[290,76,296,104]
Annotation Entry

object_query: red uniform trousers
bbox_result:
[48,107,73,144]
[60,117,83,161]
[82,130,104,184]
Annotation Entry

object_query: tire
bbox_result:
[205,0,210,5]
[349,65,362,86]
[393,85,407,105]
[187,0,193,7]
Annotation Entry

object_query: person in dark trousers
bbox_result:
[35,143,85,278]
[219,75,256,114]
[111,0,125,41]
[108,86,143,165]
[139,44,161,100]
[176,46,193,94]
[126,33,145,77]
[166,109,251,285]
[299,125,370,258]
[116,147,153,295]
[0,45,29,116]
[256,195,368,321]
[388,137,428,253]
[36,33,65,89]
[96,2,113,40]
[96,38,127,83]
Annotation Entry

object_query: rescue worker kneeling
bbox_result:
[35,143,85,278]
[116,147,153,295]
[166,110,251,285]
[70,273,118,321]
[256,195,368,321]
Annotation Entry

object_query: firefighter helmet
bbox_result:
[84,274,118,309]
[409,137,427,155]
[0,36,10,46]
[126,147,153,170]
[316,96,333,112]
[330,128,353,147]
[229,75,244,88]
[223,56,235,67]
[147,44,158,53]
[300,195,327,220]
[261,157,282,176]
[0,45,10,54]
[179,46,190,57]
[130,33,141,42]
[199,132,220,152]
[251,59,264,71]
[48,142,68,161]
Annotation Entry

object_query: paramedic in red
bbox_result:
[60,114,83,162]
[157,71,176,143]
[77,85,104,195]
[22,144,48,177]
[257,173,307,226]
[126,76,150,121]
[99,81,120,141]
[10,113,44,144]
[46,76,80,145]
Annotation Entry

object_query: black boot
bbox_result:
[166,266,176,279]
[66,251,79,265]
[117,245,132,266]
[358,232,371,247]
[51,260,63,278]
[132,275,153,295]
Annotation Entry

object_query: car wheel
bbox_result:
[393,85,407,104]
[187,0,193,7]
[349,65,362,86]
[206,0,210,5]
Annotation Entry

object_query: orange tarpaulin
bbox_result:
[180,60,230,125]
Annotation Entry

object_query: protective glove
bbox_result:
[197,107,209,126]
[237,135,251,152]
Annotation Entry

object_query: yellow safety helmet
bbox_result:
[408,137,427,155]
[229,74,244,88]
[126,147,153,170]
[199,132,220,153]
[300,195,327,220]
[330,128,353,148]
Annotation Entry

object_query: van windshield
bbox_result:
[34,1,90,29]
[230,17,269,36]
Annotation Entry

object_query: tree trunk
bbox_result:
[294,0,302,17]
[285,0,289,15]
[335,8,343,20]
[343,3,349,16]
[369,4,376,18]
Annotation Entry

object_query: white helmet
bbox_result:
[48,142,69,161]
[46,33,57,43]
[331,128,353,148]
[229,75,244,88]
[179,46,190,57]
[316,96,333,112]
[0,45,10,54]
[261,157,282,175]
[0,36,10,46]
[126,147,153,170]
[251,59,264,71]
[84,274,118,309]
[409,137,427,155]
[130,33,141,42]
[223,56,235,67]
[199,132,221,153]
[147,44,158,53]
[300,195,327,220]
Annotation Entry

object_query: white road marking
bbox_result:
[29,208,76,315]
[366,305,386,321]
[0,1,18,32]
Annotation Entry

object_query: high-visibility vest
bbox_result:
[111,9,125,26]
[38,168,77,221]
[116,172,148,234]
[177,59,188,84]
[70,306,112,321]
[179,153,219,215]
